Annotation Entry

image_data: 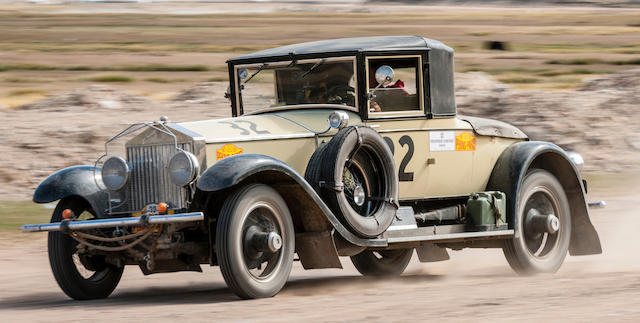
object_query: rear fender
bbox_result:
[33,166,108,217]
[486,141,602,256]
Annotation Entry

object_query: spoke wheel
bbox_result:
[342,148,385,217]
[503,169,571,274]
[216,184,294,299]
[48,198,124,300]
[305,126,398,238]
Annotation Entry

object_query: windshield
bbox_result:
[236,58,356,114]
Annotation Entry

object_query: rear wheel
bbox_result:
[351,249,413,277]
[503,169,571,274]
[216,184,295,299]
[48,198,124,300]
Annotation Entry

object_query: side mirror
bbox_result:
[375,65,395,86]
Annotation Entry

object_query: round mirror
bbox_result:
[238,68,248,80]
[375,65,395,86]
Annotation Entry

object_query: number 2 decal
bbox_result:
[383,136,415,182]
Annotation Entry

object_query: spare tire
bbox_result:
[305,126,398,238]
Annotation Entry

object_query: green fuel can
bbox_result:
[466,191,507,231]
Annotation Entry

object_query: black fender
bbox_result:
[486,141,602,256]
[33,166,109,218]
[196,153,386,249]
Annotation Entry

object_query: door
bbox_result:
[363,55,475,200]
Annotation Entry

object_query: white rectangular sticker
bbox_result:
[429,131,455,151]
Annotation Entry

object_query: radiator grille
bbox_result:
[126,143,193,211]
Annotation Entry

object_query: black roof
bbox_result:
[228,36,453,63]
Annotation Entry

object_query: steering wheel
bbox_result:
[326,85,356,106]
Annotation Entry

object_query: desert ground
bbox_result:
[1,1,640,321]
[1,174,639,321]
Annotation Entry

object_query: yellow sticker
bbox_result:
[217,144,243,160]
[455,132,476,151]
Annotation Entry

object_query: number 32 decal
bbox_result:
[383,135,414,182]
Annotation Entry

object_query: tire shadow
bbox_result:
[1,273,443,309]
[281,273,444,297]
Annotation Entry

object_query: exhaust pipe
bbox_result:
[588,201,606,209]
[21,212,204,233]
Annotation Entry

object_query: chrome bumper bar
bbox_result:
[588,201,606,209]
[21,212,204,233]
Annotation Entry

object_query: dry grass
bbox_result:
[7,89,47,97]
[83,75,133,82]
[0,6,638,94]
[0,93,48,108]
[0,201,51,232]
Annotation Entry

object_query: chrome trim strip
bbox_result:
[386,229,514,244]
[205,132,317,144]
[244,104,358,116]
[374,127,470,134]
[21,212,204,233]
[204,127,468,143]
[386,224,419,231]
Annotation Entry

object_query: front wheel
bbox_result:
[48,198,124,300]
[216,184,295,299]
[351,248,413,277]
[503,169,571,274]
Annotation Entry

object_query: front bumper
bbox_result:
[21,212,204,233]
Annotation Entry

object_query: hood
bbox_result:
[176,109,362,144]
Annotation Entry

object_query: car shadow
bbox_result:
[0,273,443,309]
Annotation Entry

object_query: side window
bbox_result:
[367,57,420,113]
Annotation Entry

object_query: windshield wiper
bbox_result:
[298,59,325,80]
[244,63,266,84]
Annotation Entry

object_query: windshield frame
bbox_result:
[233,56,358,116]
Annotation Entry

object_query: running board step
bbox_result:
[383,224,514,244]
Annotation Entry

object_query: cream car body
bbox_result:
[24,36,601,300]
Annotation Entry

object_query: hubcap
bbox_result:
[241,203,284,280]
[353,185,366,206]
[521,188,562,258]
[525,208,560,234]
[267,231,283,252]
[342,147,385,217]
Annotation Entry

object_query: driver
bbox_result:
[368,63,411,112]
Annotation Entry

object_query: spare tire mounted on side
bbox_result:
[305,126,398,238]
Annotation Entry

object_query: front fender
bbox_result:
[486,141,602,256]
[33,166,108,217]
[196,154,386,248]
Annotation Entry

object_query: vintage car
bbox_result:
[23,36,602,300]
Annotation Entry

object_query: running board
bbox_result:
[383,224,514,244]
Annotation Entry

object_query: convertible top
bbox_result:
[227,36,453,63]
[228,35,457,117]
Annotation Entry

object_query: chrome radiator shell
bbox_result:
[126,142,193,211]
[105,123,206,215]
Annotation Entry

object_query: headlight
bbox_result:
[328,111,349,129]
[101,156,129,191]
[567,151,584,172]
[168,151,199,186]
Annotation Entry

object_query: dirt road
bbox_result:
[1,175,638,322]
